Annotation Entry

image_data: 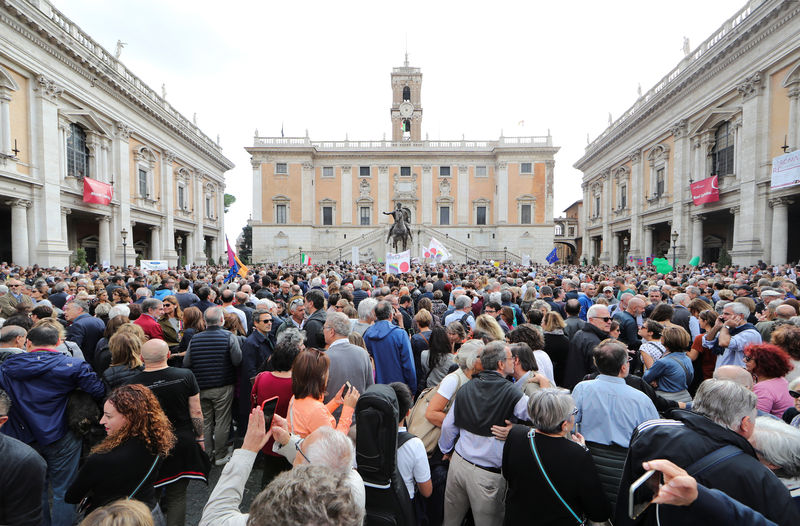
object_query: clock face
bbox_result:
[399,101,414,118]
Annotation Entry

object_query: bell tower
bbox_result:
[390,54,422,141]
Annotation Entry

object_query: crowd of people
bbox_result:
[0,259,799,525]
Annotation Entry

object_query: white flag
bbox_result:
[386,250,411,274]
[424,237,451,262]
[352,246,360,265]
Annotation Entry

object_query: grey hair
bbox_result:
[357,298,378,322]
[247,465,363,526]
[310,277,322,288]
[135,287,151,298]
[0,285,7,294]
[531,300,551,312]
[107,305,130,319]
[724,301,750,318]
[277,327,305,348]
[528,388,575,434]
[0,325,26,343]
[455,339,485,371]
[693,379,757,432]
[488,292,502,304]
[751,417,800,478]
[480,340,507,371]
[455,295,471,310]
[304,426,355,472]
[69,299,89,312]
[141,298,162,314]
[325,312,352,337]
[53,282,67,293]
[204,306,225,327]
[686,286,701,296]
[672,293,689,306]
[94,302,112,318]
[0,389,10,416]
[586,304,608,319]
[714,300,730,314]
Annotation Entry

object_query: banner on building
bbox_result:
[83,177,113,205]
[521,254,531,267]
[141,260,168,271]
[771,150,800,190]
[351,246,360,265]
[424,237,451,262]
[386,250,410,274]
[690,175,720,205]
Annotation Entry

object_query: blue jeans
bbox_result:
[34,430,81,526]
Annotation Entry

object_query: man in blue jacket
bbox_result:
[64,298,106,366]
[0,324,105,526]
[364,300,416,394]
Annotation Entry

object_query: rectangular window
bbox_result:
[521,204,532,224]
[360,206,370,226]
[439,166,451,177]
[475,166,487,177]
[322,206,333,225]
[138,168,148,197]
[275,162,288,175]
[620,185,627,209]
[520,162,532,174]
[439,206,450,225]
[177,185,186,209]
[205,196,213,218]
[595,196,601,216]
[322,166,334,178]
[400,166,411,177]
[276,204,287,224]
[477,206,487,225]
[359,166,371,177]
[569,226,575,237]
[656,168,665,197]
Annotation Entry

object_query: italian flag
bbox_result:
[301,253,311,265]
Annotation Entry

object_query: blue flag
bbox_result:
[545,248,559,265]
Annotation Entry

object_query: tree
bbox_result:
[239,224,252,264]
[718,247,732,268]
[224,193,236,213]
[73,247,87,268]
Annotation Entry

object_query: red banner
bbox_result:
[690,175,719,205]
[83,177,113,205]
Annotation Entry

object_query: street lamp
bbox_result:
[338,248,342,262]
[504,246,508,263]
[176,236,183,267]
[671,231,679,270]
[622,236,629,267]
[120,228,128,268]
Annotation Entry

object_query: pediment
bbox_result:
[690,106,739,135]
[60,110,112,137]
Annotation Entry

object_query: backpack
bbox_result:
[459,312,473,332]
[406,369,468,456]
[356,385,416,526]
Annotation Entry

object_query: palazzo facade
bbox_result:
[575,0,800,267]
[247,60,558,264]
[0,0,233,267]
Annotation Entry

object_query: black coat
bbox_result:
[543,332,569,386]
[303,309,327,349]
[615,409,799,526]
[562,323,608,390]
[613,310,641,351]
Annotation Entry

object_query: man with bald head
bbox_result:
[706,365,779,420]
[128,339,207,526]
[614,297,644,351]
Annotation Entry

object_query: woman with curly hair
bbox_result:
[66,384,176,522]
[771,324,800,383]
[112,287,131,305]
[744,343,796,417]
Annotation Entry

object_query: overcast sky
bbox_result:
[57,0,743,241]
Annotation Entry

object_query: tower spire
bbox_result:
[404,34,409,67]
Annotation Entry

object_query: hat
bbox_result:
[603,286,614,292]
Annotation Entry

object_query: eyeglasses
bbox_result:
[591,316,612,322]
[295,439,312,464]
[259,318,273,324]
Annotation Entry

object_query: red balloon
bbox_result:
[424,251,430,258]
[430,248,438,255]
[399,261,409,272]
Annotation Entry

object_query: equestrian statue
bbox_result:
[383,203,413,252]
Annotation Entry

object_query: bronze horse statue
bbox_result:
[384,204,413,252]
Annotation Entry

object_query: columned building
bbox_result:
[0,0,233,267]
[575,0,800,267]
[246,60,558,264]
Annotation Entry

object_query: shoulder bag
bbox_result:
[528,429,585,525]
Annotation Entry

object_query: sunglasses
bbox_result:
[592,316,612,322]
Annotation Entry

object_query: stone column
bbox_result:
[8,199,31,266]
[628,151,642,258]
[61,208,71,245]
[378,165,389,225]
[788,85,800,151]
[730,206,740,247]
[770,198,793,264]
[421,165,432,224]
[194,176,205,263]
[341,165,352,224]
[98,215,111,267]
[643,226,654,259]
[457,165,469,224]
[0,91,11,155]
[731,72,764,265]
[600,171,611,264]
[579,182,589,263]
[217,183,225,260]
[671,120,690,263]
[113,121,133,267]
[161,151,177,265]
[544,160,555,226]
[497,162,508,223]
[610,232,620,267]
[691,215,704,263]
[251,159,263,223]
[302,161,315,225]
[150,226,161,260]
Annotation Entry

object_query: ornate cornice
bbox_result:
[114,121,133,140]
[6,198,32,209]
[34,75,63,100]
[737,71,762,101]
[769,197,795,208]
[670,119,689,139]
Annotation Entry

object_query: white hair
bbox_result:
[310,277,323,288]
[586,304,608,319]
[751,417,800,478]
[724,302,750,318]
[305,426,354,473]
[357,298,378,322]
[108,304,130,319]
[455,339,484,371]
[254,298,277,311]
[693,379,757,432]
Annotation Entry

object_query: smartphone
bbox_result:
[260,396,279,429]
[342,381,352,397]
[628,469,662,519]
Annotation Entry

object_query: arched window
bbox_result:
[402,119,411,133]
[555,224,563,236]
[402,86,411,101]
[67,123,89,178]
[712,121,734,176]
